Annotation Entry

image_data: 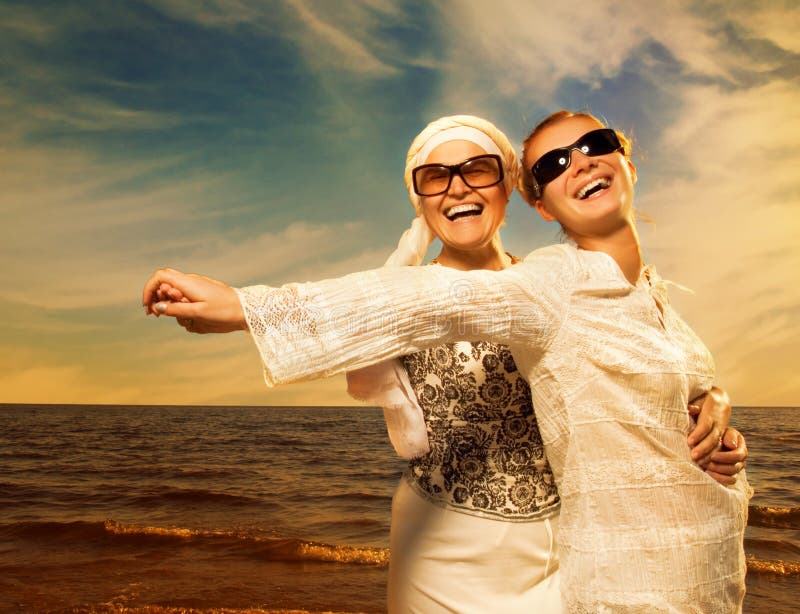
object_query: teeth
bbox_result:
[577,177,611,200]
[445,204,483,220]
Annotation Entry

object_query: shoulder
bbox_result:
[523,242,576,263]
[519,243,580,282]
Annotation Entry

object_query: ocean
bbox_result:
[0,404,796,613]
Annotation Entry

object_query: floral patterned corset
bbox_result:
[400,341,560,520]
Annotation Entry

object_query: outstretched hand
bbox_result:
[142,267,247,334]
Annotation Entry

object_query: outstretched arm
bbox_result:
[142,245,572,387]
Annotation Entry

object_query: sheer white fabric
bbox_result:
[346,359,430,459]
[236,243,751,612]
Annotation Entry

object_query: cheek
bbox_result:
[486,187,509,212]
[420,197,441,222]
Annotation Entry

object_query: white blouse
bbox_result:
[237,243,751,612]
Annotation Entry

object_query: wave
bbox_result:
[0,519,389,567]
[9,518,798,577]
[748,505,800,529]
[747,554,800,576]
[104,520,389,566]
[129,487,263,507]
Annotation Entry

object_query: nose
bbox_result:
[569,149,597,176]
[448,172,470,196]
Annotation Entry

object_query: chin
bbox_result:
[445,230,492,249]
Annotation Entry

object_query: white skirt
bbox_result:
[388,478,562,613]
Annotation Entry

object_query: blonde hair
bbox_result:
[518,110,632,206]
[404,115,519,215]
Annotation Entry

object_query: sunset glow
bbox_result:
[1,1,798,406]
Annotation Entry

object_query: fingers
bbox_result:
[689,413,723,465]
[156,283,185,303]
[705,469,738,486]
[152,299,198,319]
[143,267,185,314]
[721,427,744,453]
[705,427,747,484]
[687,393,705,417]
[687,387,730,465]
[711,428,748,465]
[688,409,712,449]
[706,459,745,476]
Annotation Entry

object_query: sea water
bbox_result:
[0,404,796,613]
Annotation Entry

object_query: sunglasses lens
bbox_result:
[415,166,451,196]
[460,156,502,189]
[533,150,570,185]
[581,129,621,157]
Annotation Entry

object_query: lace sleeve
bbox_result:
[235,244,575,388]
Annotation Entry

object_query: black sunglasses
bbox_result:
[412,154,504,196]
[530,128,622,192]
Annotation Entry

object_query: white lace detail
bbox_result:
[237,284,320,338]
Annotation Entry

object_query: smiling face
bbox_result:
[419,139,509,253]
[523,115,637,242]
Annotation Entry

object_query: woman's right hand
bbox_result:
[705,428,748,486]
[142,267,247,334]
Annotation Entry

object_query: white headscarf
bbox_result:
[346,115,519,458]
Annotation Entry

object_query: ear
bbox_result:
[534,199,556,222]
[628,159,637,184]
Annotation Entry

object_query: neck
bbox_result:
[435,236,511,271]
[572,220,643,284]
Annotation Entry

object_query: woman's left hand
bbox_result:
[687,386,730,468]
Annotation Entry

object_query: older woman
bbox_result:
[144,112,750,612]
[348,115,563,611]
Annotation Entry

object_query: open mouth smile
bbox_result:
[444,203,484,221]
[575,177,611,200]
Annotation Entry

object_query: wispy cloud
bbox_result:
[285,0,402,77]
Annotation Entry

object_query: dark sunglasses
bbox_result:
[530,128,622,192]
[412,154,504,196]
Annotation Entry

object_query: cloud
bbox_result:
[637,78,800,406]
[429,1,689,109]
[427,0,798,117]
[284,0,401,77]
[2,213,384,311]
[722,0,800,54]
[148,0,274,27]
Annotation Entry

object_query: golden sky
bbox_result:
[2,0,799,406]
